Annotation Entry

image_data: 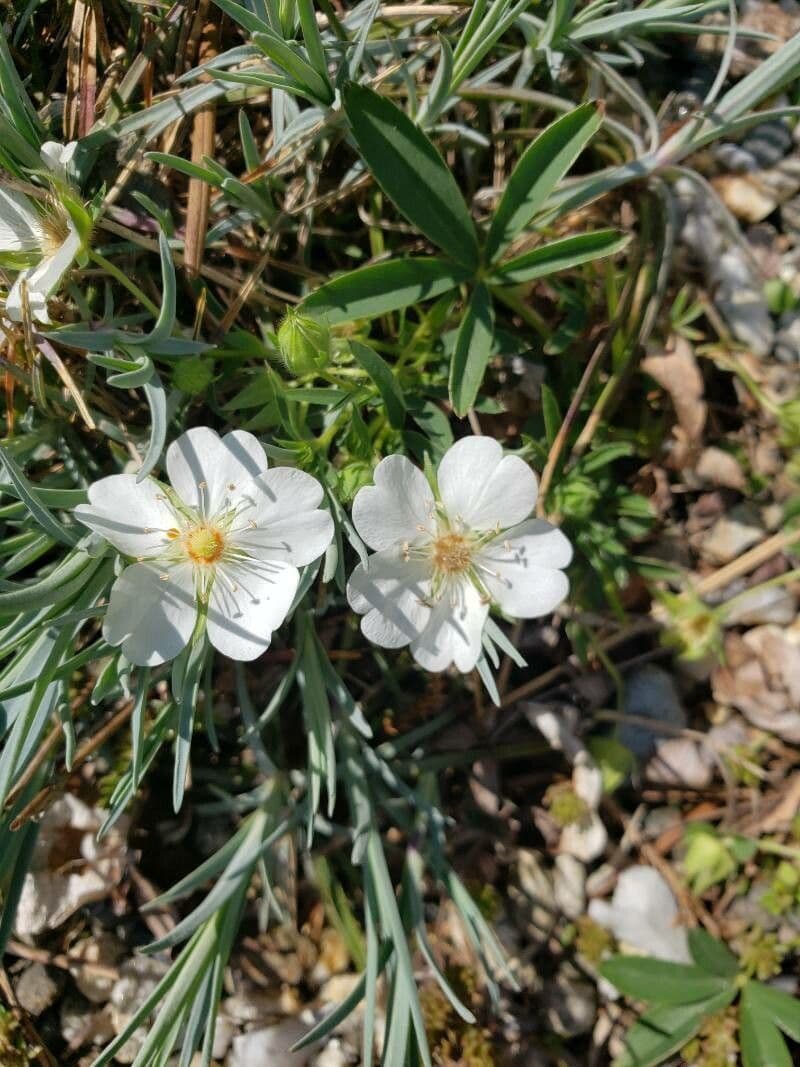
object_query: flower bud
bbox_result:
[277,308,330,375]
[174,357,215,395]
[338,460,373,503]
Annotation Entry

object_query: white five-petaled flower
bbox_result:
[0,140,81,323]
[346,436,572,673]
[75,427,334,666]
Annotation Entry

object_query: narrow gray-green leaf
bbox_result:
[741,983,793,1067]
[614,990,736,1067]
[449,283,494,418]
[0,445,78,547]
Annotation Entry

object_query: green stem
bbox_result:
[89,249,161,318]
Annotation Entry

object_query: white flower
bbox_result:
[588,865,691,963]
[75,427,334,666]
[525,704,607,862]
[1,140,81,323]
[347,437,572,673]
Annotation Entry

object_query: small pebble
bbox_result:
[15,962,60,1016]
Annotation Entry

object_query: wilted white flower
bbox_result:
[1,140,82,322]
[526,704,607,862]
[347,437,572,673]
[558,753,608,862]
[75,427,334,665]
[588,865,691,963]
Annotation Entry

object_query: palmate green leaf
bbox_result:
[492,229,629,285]
[449,283,494,418]
[741,983,794,1067]
[687,928,739,979]
[485,102,602,262]
[343,83,479,270]
[349,341,406,428]
[599,956,733,1005]
[301,257,468,324]
[613,989,737,1067]
[742,981,800,1043]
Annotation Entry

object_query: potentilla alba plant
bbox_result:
[75,427,334,666]
[0,141,84,322]
[347,436,572,673]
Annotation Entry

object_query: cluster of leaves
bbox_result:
[601,930,800,1067]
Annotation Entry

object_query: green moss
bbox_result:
[736,927,786,981]
[682,1007,739,1066]
[0,1006,35,1066]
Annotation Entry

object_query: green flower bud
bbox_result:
[174,358,215,395]
[277,308,330,375]
[337,460,373,503]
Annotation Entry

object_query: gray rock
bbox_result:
[702,503,764,564]
[542,969,596,1038]
[619,665,686,759]
[724,582,797,626]
[553,855,586,920]
[711,251,774,357]
[227,1016,319,1067]
[741,119,794,168]
[774,311,800,364]
[15,962,60,1016]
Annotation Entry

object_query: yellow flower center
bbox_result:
[431,532,472,574]
[183,525,225,565]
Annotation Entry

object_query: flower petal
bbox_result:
[588,866,691,964]
[103,561,196,666]
[40,140,78,180]
[561,813,608,863]
[352,455,435,551]
[233,466,333,566]
[476,519,572,618]
[0,187,43,253]
[410,579,488,673]
[438,436,538,531]
[347,550,432,648]
[166,427,268,515]
[5,272,31,323]
[206,558,299,660]
[23,223,81,322]
[75,474,178,557]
